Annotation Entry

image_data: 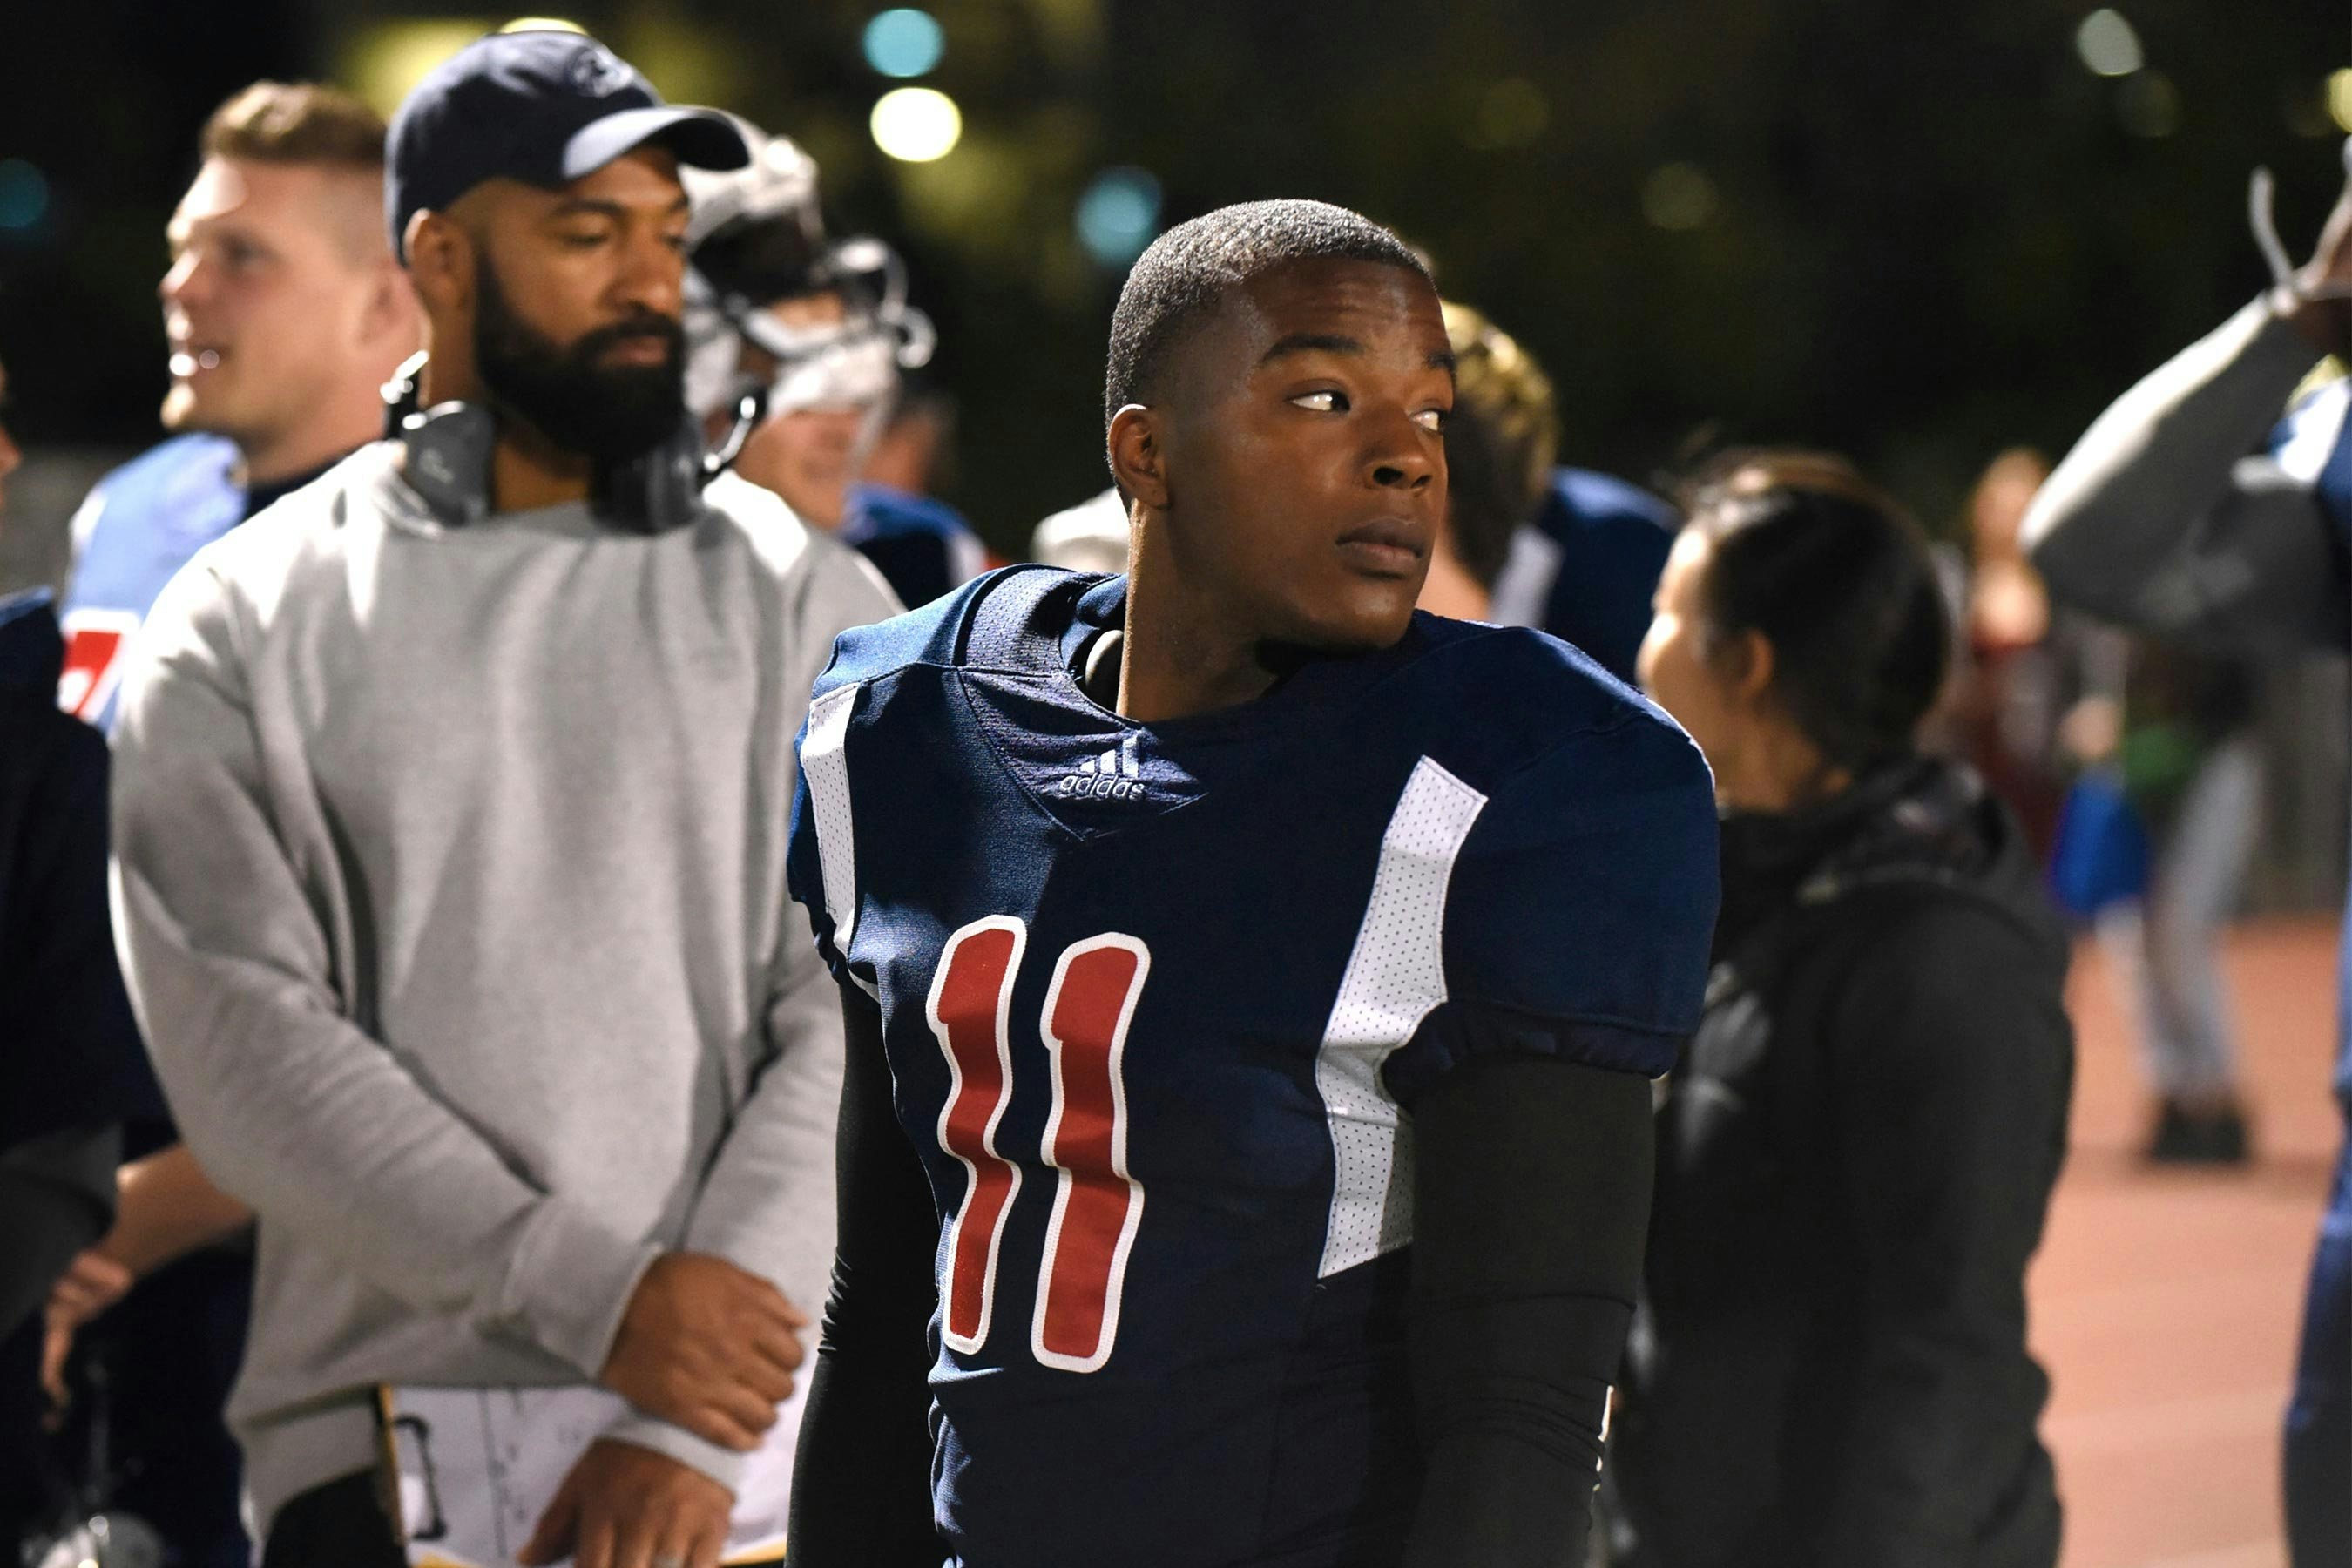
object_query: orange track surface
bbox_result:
[2032,916,2342,1568]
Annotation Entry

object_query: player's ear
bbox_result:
[402,210,476,319]
[1107,404,1171,512]
[1723,628,1776,705]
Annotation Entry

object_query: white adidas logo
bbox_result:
[1058,734,1146,800]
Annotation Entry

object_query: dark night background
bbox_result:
[2,0,2348,553]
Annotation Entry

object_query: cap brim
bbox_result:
[563,105,750,180]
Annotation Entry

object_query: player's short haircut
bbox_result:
[1677,449,1950,772]
[1440,301,1559,589]
[201,82,387,172]
[1104,199,1431,433]
[197,83,390,265]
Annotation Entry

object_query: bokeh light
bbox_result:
[1642,163,1718,232]
[1076,167,1162,267]
[0,160,51,232]
[871,86,963,162]
[1476,79,1551,149]
[864,9,945,78]
[343,20,502,116]
[2075,10,2144,78]
[2330,69,2352,133]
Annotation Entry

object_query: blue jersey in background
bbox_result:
[57,435,247,733]
[2268,375,2352,1565]
[838,482,990,611]
[1488,466,1678,687]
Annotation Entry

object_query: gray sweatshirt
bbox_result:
[108,441,899,1526]
[2022,294,2346,652]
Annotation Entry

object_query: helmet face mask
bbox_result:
[680,118,935,424]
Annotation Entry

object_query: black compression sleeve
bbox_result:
[1402,1050,1657,1568]
[784,988,944,1568]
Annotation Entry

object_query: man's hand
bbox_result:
[518,1438,733,1568]
[39,1249,134,1412]
[599,1253,807,1451]
[37,1145,255,1417]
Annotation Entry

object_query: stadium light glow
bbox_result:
[864,10,945,78]
[872,87,963,163]
[2330,70,2352,133]
[344,20,502,116]
[2075,10,2144,78]
[1076,167,1162,267]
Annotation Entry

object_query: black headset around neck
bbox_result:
[380,350,763,533]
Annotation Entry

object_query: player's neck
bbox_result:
[1716,720,1853,814]
[488,425,593,512]
[237,396,382,490]
[1116,546,1283,723]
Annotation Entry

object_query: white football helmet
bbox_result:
[682,116,936,424]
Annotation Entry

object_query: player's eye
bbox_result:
[1289,389,1348,413]
[1412,408,1447,433]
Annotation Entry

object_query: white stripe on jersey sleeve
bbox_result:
[801,682,876,1000]
[1486,523,1565,630]
[2275,379,2352,484]
[1313,755,1488,1279]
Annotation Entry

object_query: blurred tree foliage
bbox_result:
[3,0,2347,551]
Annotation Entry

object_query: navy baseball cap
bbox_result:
[386,29,749,260]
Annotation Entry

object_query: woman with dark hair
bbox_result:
[1612,452,2072,1568]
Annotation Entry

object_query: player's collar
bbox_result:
[1034,572,1436,747]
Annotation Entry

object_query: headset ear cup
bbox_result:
[591,416,711,534]
[396,402,498,526]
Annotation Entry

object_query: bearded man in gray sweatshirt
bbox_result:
[108,30,899,1568]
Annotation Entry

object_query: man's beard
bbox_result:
[474,260,686,463]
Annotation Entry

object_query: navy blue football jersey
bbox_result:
[787,566,1718,1567]
[2271,379,2352,1112]
[1488,466,1678,686]
[838,482,990,611]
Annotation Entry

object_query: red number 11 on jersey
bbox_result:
[927,917,1151,1374]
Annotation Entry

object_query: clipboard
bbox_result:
[376,1382,801,1566]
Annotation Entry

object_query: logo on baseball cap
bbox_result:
[386,28,750,260]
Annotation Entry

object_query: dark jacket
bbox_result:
[1614,756,2072,1568]
[0,590,156,1156]
[0,590,158,1536]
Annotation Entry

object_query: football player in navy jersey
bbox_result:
[784,199,1720,1568]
